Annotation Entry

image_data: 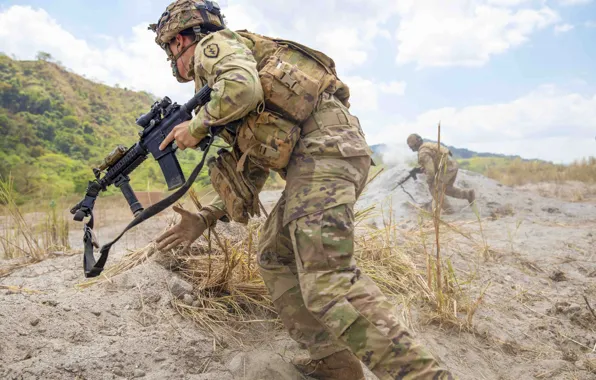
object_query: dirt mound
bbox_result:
[2,164,596,379]
[0,252,321,380]
[359,163,595,224]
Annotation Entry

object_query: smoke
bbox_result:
[379,144,418,167]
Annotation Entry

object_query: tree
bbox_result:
[36,51,53,62]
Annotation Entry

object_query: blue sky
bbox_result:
[1,0,595,163]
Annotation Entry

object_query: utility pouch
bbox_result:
[207,149,260,224]
[236,110,300,170]
[259,46,324,123]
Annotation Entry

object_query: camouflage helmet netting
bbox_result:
[149,0,225,46]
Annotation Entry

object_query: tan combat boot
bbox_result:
[466,189,476,205]
[292,350,365,380]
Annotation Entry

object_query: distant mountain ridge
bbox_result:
[371,142,532,161]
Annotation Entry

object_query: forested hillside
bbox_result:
[0,54,210,201]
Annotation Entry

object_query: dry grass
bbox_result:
[77,186,489,343]
[419,123,489,327]
[0,176,70,261]
[74,128,489,341]
[486,157,596,186]
[0,284,44,294]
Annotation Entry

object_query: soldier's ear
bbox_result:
[177,33,196,47]
[174,34,184,45]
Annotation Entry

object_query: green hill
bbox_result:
[0,54,213,201]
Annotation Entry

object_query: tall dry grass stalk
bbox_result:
[42,200,70,252]
[0,176,70,261]
[417,123,490,325]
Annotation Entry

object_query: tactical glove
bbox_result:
[156,206,220,252]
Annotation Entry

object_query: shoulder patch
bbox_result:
[203,43,220,58]
[195,32,245,75]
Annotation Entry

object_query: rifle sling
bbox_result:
[82,135,216,278]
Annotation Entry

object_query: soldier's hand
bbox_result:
[156,206,210,252]
[160,121,201,151]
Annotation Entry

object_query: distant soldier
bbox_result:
[407,134,475,214]
[150,1,456,379]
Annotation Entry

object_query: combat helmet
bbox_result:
[149,0,225,82]
[407,134,423,151]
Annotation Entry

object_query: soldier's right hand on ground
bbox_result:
[156,206,210,252]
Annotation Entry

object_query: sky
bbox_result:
[0,0,595,163]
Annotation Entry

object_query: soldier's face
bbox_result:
[168,35,193,80]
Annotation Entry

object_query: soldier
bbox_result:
[407,134,475,214]
[151,1,456,379]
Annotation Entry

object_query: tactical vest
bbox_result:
[230,30,351,171]
[207,30,352,224]
[419,142,458,173]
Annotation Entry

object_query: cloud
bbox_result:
[393,1,559,68]
[0,5,193,103]
[0,4,590,163]
[557,0,593,6]
[367,86,596,163]
[585,21,596,28]
[380,81,407,95]
[554,23,575,34]
[225,1,562,70]
[222,0,397,74]
[341,77,407,115]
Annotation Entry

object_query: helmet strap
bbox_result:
[166,39,199,83]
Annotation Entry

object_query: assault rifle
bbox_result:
[391,167,423,191]
[71,85,218,278]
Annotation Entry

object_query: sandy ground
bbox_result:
[1,166,595,379]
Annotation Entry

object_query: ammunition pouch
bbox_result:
[236,110,300,170]
[207,149,260,224]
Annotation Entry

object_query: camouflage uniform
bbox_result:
[418,142,472,213]
[190,28,455,380]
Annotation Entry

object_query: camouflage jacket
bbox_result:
[188,29,267,217]
[188,28,371,222]
[418,142,458,184]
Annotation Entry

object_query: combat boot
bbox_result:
[466,189,476,205]
[292,350,365,380]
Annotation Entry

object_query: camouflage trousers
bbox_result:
[257,156,454,380]
[429,168,471,213]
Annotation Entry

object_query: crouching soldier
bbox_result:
[407,134,475,214]
[151,1,457,379]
